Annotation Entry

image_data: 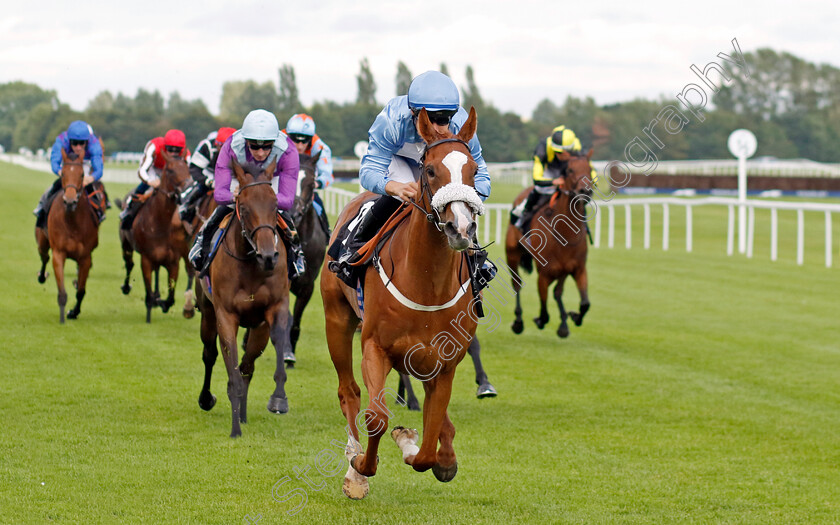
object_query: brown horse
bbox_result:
[36,150,100,323]
[281,151,329,365]
[119,151,191,323]
[195,160,292,438]
[180,184,218,318]
[321,108,484,499]
[505,149,593,338]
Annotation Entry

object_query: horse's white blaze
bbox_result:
[295,169,306,197]
[451,201,473,236]
[441,151,467,186]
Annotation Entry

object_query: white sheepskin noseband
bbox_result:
[430,183,485,216]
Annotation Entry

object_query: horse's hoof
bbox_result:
[283,350,296,364]
[511,319,524,334]
[432,462,458,482]
[159,302,171,313]
[476,383,497,398]
[230,430,241,439]
[182,307,195,319]
[267,396,288,414]
[342,476,369,500]
[37,273,47,284]
[121,284,131,295]
[533,317,546,330]
[569,312,583,326]
[198,391,216,411]
[408,400,421,411]
[67,310,79,320]
[558,325,570,338]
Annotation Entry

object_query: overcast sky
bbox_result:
[2,0,837,118]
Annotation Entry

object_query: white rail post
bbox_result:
[770,207,778,262]
[746,205,755,259]
[484,208,491,245]
[826,211,832,268]
[608,205,615,249]
[496,208,503,247]
[662,203,670,251]
[727,205,735,256]
[797,209,805,266]
[594,206,601,248]
[644,203,651,250]
[686,204,693,253]
[625,204,632,249]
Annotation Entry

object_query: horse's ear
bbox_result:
[231,159,248,186]
[263,157,277,181]
[415,108,438,144]
[456,106,477,144]
[312,149,322,164]
[61,148,69,163]
[586,147,593,160]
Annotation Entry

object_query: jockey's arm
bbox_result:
[314,142,334,189]
[467,134,491,201]
[87,139,104,185]
[213,142,235,205]
[359,111,400,196]
[137,142,158,187]
[274,140,300,211]
[49,136,64,176]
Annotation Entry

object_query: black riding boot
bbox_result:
[179,181,208,223]
[513,188,543,231]
[191,204,231,275]
[279,210,307,279]
[34,179,62,228]
[328,196,401,277]
[119,194,144,230]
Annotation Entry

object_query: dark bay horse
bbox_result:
[281,151,329,366]
[195,160,292,438]
[36,150,100,323]
[505,149,593,338]
[119,151,191,323]
[321,108,484,499]
[178,186,218,320]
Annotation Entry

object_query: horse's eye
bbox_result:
[425,166,435,178]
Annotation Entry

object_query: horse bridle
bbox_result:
[159,161,188,202]
[234,180,277,254]
[61,159,85,196]
[409,137,474,231]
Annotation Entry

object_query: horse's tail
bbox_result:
[519,249,533,274]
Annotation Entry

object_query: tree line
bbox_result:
[2,49,839,163]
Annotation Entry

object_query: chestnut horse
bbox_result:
[281,151,328,366]
[321,108,484,499]
[505,149,593,338]
[36,150,100,323]
[119,151,191,323]
[195,160,292,438]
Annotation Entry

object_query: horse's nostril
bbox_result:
[444,222,458,237]
[467,221,476,239]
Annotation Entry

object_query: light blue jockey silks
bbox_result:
[307,137,334,189]
[49,123,104,181]
[359,95,490,200]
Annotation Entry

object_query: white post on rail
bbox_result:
[728,129,757,255]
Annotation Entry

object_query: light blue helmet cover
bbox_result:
[407,71,459,111]
[286,114,316,136]
[241,109,281,141]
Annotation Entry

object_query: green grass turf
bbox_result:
[2,162,839,524]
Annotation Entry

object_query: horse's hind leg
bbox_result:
[51,252,68,324]
[533,274,551,329]
[469,337,496,398]
[288,280,315,363]
[141,257,154,323]
[268,303,292,414]
[198,296,218,411]
[36,228,50,283]
[240,324,270,424]
[397,373,421,411]
[506,243,526,334]
[568,266,590,327]
[554,275,570,338]
[159,261,178,313]
[67,256,91,320]
[182,263,195,319]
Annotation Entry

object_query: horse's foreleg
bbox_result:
[240,324,270,424]
[434,410,458,482]
[216,310,243,438]
[568,266,590,327]
[350,340,392,478]
[290,281,315,355]
[398,373,421,411]
[36,228,50,283]
[198,302,218,411]
[267,302,291,414]
[534,274,551,329]
[554,275,570,338]
[182,261,195,319]
[468,337,497,398]
[507,249,525,334]
[67,256,91,320]
[141,257,154,323]
[158,261,178,313]
[395,372,456,478]
[120,234,134,295]
[51,252,67,324]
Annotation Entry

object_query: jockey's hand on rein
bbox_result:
[552,178,565,188]
[385,181,419,201]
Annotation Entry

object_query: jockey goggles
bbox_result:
[288,134,312,144]
[247,140,274,151]
[70,139,87,147]
[414,108,457,126]
[165,145,183,154]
